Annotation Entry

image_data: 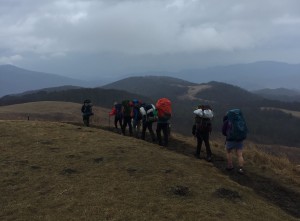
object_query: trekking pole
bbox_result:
[108,114,111,127]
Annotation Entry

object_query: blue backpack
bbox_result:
[226,109,248,141]
[115,103,123,119]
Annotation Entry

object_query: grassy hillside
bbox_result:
[1,120,299,220]
[0,101,111,126]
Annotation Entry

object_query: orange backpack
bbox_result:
[156,98,172,119]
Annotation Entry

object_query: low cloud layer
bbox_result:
[1,0,300,78]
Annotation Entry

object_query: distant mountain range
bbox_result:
[176,61,300,90]
[1,61,300,98]
[0,64,89,97]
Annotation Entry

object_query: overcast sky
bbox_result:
[0,0,300,80]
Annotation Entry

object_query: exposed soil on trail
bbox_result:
[96,125,300,219]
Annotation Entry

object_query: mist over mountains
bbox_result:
[0,65,90,97]
[176,61,300,90]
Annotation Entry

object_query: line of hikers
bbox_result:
[81,98,248,174]
[108,98,172,147]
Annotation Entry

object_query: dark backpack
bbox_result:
[122,100,132,117]
[145,104,157,122]
[225,109,248,141]
[82,104,93,116]
[133,106,142,121]
[195,117,212,133]
[115,103,123,119]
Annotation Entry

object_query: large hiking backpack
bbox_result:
[132,99,142,121]
[122,100,132,117]
[195,118,212,133]
[156,98,172,120]
[82,100,93,116]
[140,104,157,122]
[115,103,123,119]
[225,109,248,141]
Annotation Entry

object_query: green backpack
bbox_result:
[122,100,132,117]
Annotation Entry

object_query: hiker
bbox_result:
[192,105,213,161]
[222,109,248,174]
[156,98,172,147]
[121,100,133,136]
[140,103,156,142]
[132,99,142,138]
[109,102,123,130]
[81,99,94,127]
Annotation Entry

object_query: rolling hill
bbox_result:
[0,120,299,220]
[253,88,300,102]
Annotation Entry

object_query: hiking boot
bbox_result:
[238,168,244,174]
[206,156,212,162]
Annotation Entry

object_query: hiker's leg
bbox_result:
[162,123,169,146]
[132,120,137,135]
[148,122,156,142]
[114,117,118,128]
[118,118,123,129]
[226,149,233,168]
[203,132,212,158]
[121,118,127,135]
[82,116,86,126]
[128,118,133,135]
[236,149,244,168]
[196,136,203,156]
[156,123,163,145]
[141,122,147,140]
[86,116,90,127]
[136,121,141,137]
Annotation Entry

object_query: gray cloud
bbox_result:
[1,0,300,79]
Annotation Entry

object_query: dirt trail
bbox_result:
[168,137,300,218]
[74,124,300,218]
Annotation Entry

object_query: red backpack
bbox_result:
[156,98,172,119]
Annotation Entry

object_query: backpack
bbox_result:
[82,103,93,116]
[131,99,142,121]
[115,103,123,119]
[145,104,158,122]
[225,109,248,141]
[156,98,172,120]
[195,117,212,133]
[122,100,132,117]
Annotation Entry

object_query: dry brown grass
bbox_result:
[172,133,300,187]
[1,120,298,221]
